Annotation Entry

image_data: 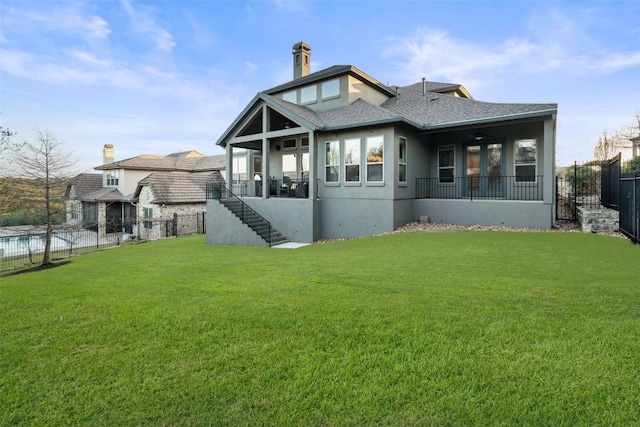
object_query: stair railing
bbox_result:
[209,183,272,246]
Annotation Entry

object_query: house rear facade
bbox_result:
[207,42,557,246]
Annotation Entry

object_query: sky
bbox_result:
[1,0,639,173]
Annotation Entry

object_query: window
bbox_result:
[321,79,340,99]
[253,156,262,180]
[106,171,119,186]
[325,141,339,183]
[398,137,407,184]
[300,136,309,148]
[232,155,247,180]
[282,90,296,103]
[515,139,537,182]
[344,138,361,182]
[143,207,153,230]
[282,138,296,150]
[300,85,317,104]
[438,146,455,183]
[366,136,384,182]
[71,201,81,220]
[283,154,297,179]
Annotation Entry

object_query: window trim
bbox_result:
[300,85,317,105]
[438,145,455,184]
[398,136,407,185]
[514,138,537,183]
[325,140,340,185]
[106,170,119,187]
[344,137,361,184]
[321,78,340,100]
[365,135,384,183]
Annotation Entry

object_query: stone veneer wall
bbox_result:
[577,207,619,233]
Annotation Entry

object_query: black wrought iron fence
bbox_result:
[619,171,640,244]
[1,212,207,273]
[416,175,543,200]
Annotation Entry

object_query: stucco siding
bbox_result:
[243,198,318,243]
[319,198,395,239]
[414,199,554,229]
[206,200,268,246]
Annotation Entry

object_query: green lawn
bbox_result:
[1,232,639,426]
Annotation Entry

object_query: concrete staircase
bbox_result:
[220,199,289,246]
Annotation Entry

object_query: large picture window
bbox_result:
[366,136,384,182]
[438,146,455,183]
[515,139,537,182]
[398,137,407,183]
[325,141,339,183]
[300,85,317,104]
[321,79,340,100]
[344,138,361,182]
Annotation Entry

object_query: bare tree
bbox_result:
[4,129,77,265]
[592,130,624,162]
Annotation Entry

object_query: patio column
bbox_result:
[308,130,316,199]
[262,105,269,199]
[542,115,556,205]
[226,143,233,190]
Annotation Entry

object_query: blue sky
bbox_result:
[1,0,639,172]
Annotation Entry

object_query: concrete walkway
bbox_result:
[272,242,311,249]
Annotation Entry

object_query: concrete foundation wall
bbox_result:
[206,200,268,247]
[319,198,396,239]
[243,198,318,243]
[414,199,554,229]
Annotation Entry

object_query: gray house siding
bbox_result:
[319,198,396,239]
[206,200,269,246]
[243,198,319,243]
[414,199,553,229]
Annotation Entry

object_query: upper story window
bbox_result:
[300,85,317,104]
[282,91,296,103]
[366,136,384,182]
[321,79,340,100]
[515,139,537,182]
[282,138,296,150]
[106,171,119,186]
[438,146,455,183]
[344,138,361,182]
[398,137,407,184]
[325,141,339,183]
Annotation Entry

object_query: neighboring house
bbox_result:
[66,145,225,238]
[207,41,558,246]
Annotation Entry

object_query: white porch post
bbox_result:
[262,105,269,199]
[308,131,316,199]
[226,143,233,190]
[543,115,556,205]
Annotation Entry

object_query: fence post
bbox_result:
[573,161,578,221]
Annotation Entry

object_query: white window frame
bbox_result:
[282,138,297,151]
[365,135,384,183]
[344,138,361,184]
[438,146,455,183]
[398,136,407,185]
[514,139,537,183]
[325,140,340,184]
[282,90,297,103]
[71,201,81,220]
[300,85,317,104]
[106,170,119,187]
[321,78,340,100]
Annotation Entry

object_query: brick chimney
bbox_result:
[103,144,114,164]
[292,42,311,79]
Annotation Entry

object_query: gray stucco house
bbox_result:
[207,42,557,246]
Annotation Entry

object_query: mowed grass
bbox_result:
[1,232,639,426]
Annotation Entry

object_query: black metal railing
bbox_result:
[619,171,640,244]
[207,183,273,246]
[416,175,543,201]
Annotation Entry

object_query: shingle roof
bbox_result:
[81,187,128,202]
[136,170,225,204]
[65,173,103,199]
[381,88,557,129]
[95,151,225,172]
[316,98,406,129]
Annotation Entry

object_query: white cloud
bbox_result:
[117,1,176,52]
